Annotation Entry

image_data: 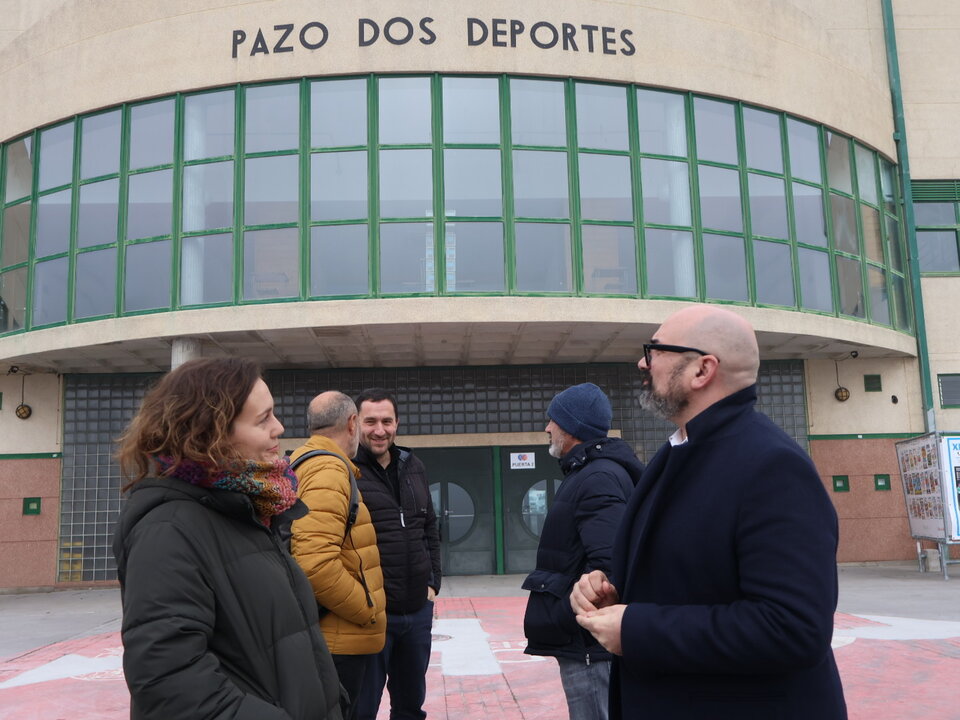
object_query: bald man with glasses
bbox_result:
[572,304,847,720]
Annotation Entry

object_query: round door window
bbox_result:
[429,482,475,543]
[521,478,562,537]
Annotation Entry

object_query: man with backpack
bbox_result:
[290,391,387,719]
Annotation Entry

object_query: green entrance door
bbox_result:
[417,447,496,575]
[500,445,563,574]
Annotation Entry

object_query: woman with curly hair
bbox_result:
[112,357,344,720]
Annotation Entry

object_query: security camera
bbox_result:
[849,351,859,359]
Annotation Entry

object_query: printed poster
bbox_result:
[895,434,947,540]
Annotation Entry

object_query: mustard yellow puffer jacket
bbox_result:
[290,435,386,655]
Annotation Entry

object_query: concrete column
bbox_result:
[170,337,202,369]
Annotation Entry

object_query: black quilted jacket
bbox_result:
[353,444,442,614]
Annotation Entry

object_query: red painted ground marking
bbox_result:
[1,598,958,720]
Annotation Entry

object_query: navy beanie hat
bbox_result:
[547,383,612,440]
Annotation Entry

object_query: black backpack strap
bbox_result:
[290,450,360,538]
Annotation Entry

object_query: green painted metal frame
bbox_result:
[0,72,918,341]
[881,0,935,429]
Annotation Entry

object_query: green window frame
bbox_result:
[913,182,960,277]
[938,373,960,408]
[0,73,915,337]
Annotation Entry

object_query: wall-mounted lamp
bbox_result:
[7,366,32,419]
[833,359,850,402]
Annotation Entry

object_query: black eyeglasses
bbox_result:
[642,343,713,368]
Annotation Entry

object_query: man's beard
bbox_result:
[548,434,565,458]
[637,363,689,421]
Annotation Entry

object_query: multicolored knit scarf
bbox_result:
[154,455,298,528]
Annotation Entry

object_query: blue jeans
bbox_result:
[556,657,611,720]
[355,600,434,720]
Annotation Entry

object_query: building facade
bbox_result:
[0,0,956,588]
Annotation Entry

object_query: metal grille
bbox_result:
[60,373,157,581]
[60,360,807,581]
[938,374,960,407]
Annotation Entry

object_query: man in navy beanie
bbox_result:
[522,383,644,720]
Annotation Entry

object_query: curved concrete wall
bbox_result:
[0,0,894,155]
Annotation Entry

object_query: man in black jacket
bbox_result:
[522,382,643,720]
[352,388,441,720]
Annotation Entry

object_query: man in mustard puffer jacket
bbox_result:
[291,391,387,720]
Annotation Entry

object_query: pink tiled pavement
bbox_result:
[2,598,959,719]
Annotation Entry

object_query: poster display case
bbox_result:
[895,434,960,579]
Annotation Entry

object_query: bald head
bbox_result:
[307,391,357,434]
[659,305,759,392]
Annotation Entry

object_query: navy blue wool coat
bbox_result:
[610,385,846,719]
[523,436,644,663]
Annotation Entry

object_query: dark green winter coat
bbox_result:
[112,476,344,720]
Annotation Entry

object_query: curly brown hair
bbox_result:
[116,357,263,486]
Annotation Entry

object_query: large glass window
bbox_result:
[380,149,432,218]
[793,183,827,247]
[243,227,299,300]
[184,90,235,160]
[576,83,628,151]
[825,133,852,194]
[694,98,737,165]
[125,240,171,312]
[36,189,71,257]
[0,267,27,332]
[32,256,68,326]
[4,137,33,202]
[787,119,821,184]
[1,201,30,266]
[380,77,431,144]
[836,255,865,318]
[699,165,742,233]
[703,233,748,302]
[0,75,913,335]
[799,248,833,312]
[515,223,571,292]
[130,100,174,170]
[183,161,233,232]
[748,174,788,239]
[443,77,500,144]
[444,149,502,217]
[246,83,299,153]
[445,222,505,293]
[582,225,636,294]
[77,179,119,248]
[830,194,859,255]
[645,228,696,298]
[514,150,568,218]
[311,224,369,297]
[637,89,686,157]
[867,266,889,326]
[127,170,172,240]
[380,222,435,293]
[743,108,783,174]
[312,151,367,221]
[511,79,566,146]
[641,158,690,226]
[38,123,74,191]
[80,110,121,180]
[245,155,299,226]
[579,154,632,222]
[917,230,960,272]
[855,145,878,206]
[75,247,117,318]
[181,233,233,305]
[754,240,794,306]
[313,79,367,147]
